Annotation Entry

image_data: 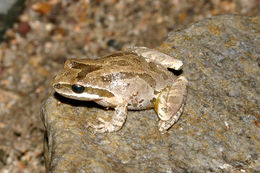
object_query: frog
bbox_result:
[53,47,188,133]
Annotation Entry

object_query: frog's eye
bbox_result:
[72,84,85,93]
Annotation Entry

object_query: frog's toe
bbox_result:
[86,101,128,133]
[94,127,108,133]
[86,118,105,128]
[95,123,121,133]
[86,117,124,133]
[158,105,183,132]
[158,120,168,133]
[97,117,106,126]
[97,118,116,132]
[89,118,110,132]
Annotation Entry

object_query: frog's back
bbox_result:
[94,52,176,90]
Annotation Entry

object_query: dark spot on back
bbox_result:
[154,90,160,95]
[69,62,102,80]
[71,62,101,72]
[77,69,95,80]
[150,97,156,105]
[109,60,129,66]
[139,99,144,103]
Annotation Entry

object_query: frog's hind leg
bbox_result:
[126,46,183,70]
[155,76,188,132]
[87,100,128,133]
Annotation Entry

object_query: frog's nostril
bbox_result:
[54,83,62,89]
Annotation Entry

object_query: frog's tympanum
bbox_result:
[53,47,188,133]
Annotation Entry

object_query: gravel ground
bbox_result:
[0,0,259,172]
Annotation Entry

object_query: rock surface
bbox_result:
[41,15,260,172]
[0,0,25,41]
[0,0,17,14]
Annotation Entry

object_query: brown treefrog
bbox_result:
[53,47,188,133]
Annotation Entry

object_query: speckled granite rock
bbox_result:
[41,15,260,172]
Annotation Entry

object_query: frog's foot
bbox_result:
[126,46,183,70]
[87,101,128,133]
[155,76,188,132]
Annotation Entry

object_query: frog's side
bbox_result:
[53,47,188,133]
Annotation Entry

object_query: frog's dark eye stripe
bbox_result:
[72,84,85,93]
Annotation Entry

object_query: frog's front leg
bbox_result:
[155,76,188,132]
[87,100,128,133]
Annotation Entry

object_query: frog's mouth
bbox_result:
[61,92,101,101]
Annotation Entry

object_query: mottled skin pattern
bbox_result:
[53,47,188,133]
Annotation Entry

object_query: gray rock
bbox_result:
[41,15,260,172]
[0,0,17,14]
[0,0,25,41]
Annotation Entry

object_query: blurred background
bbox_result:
[0,0,259,172]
